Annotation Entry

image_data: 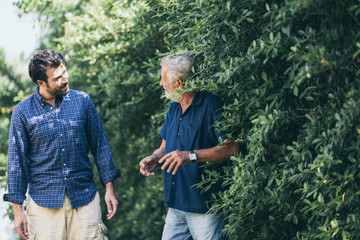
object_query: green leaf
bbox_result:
[335,113,341,121]
[293,86,298,96]
[226,1,230,11]
[262,72,267,81]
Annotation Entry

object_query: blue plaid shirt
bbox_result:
[3,88,120,209]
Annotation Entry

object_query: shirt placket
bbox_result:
[176,113,182,150]
[53,100,68,183]
[171,109,185,191]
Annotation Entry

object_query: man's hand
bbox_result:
[159,150,190,175]
[105,182,119,220]
[13,203,29,240]
[139,155,159,176]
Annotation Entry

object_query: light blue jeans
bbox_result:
[161,208,227,240]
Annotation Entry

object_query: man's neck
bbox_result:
[178,91,196,113]
[39,87,56,107]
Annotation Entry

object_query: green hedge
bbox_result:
[8,0,360,239]
[157,0,360,239]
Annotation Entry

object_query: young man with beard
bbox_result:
[3,49,120,240]
[139,55,238,240]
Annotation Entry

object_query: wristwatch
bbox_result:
[189,150,197,162]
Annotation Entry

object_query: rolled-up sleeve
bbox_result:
[4,108,29,204]
[85,95,121,186]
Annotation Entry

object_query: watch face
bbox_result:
[189,151,197,161]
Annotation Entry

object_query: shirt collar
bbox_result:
[174,91,203,107]
[35,86,46,105]
[189,91,203,106]
[35,86,67,106]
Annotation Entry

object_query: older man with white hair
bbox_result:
[139,54,238,240]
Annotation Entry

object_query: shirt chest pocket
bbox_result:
[29,115,57,144]
[179,121,201,150]
[68,120,86,145]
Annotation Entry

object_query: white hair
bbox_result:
[160,55,196,83]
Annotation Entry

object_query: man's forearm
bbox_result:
[13,203,24,213]
[151,151,165,166]
[158,141,238,175]
[194,141,238,163]
[105,182,114,192]
[151,140,166,164]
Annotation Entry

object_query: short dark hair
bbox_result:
[28,49,67,84]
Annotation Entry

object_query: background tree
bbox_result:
[1,0,359,239]
[0,48,33,186]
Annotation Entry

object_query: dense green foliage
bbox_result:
[0,49,32,185]
[164,0,360,239]
[1,0,360,239]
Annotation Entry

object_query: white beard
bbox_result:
[164,87,181,101]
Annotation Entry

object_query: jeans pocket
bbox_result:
[26,196,33,217]
[97,222,108,240]
[30,233,37,240]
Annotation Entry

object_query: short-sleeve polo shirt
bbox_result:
[160,91,227,213]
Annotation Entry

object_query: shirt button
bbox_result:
[64,177,67,180]
[180,117,182,120]
[57,119,60,122]
[172,182,175,185]
[62,149,65,152]
[63,163,66,166]
[60,134,63,137]
[177,133,180,136]
[50,107,53,110]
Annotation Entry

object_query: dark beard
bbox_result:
[45,82,69,96]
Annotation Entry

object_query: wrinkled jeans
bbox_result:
[162,208,227,240]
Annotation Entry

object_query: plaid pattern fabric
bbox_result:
[3,88,120,209]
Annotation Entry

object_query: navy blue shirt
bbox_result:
[160,91,227,213]
[4,88,120,209]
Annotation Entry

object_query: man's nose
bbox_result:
[62,74,68,83]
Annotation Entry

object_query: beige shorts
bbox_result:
[26,192,108,240]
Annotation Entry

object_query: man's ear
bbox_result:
[36,80,45,87]
[175,78,183,88]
